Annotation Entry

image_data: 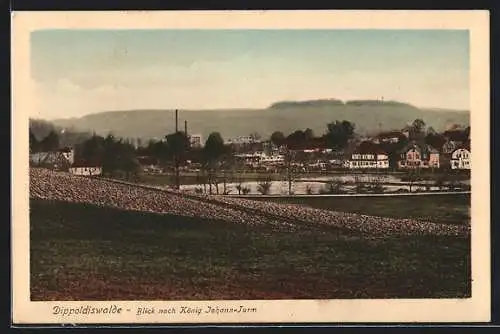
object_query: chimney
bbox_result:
[175,109,178,133]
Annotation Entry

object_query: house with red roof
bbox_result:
[398,141,440,169]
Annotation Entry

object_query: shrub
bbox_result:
[370,183,385,193]
[257,179,273,195]
[305,184,315,195]
[434,175,446,190]
[241,186,251,195]
[321,180,345,194]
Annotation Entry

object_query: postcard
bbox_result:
[12,10,490,324]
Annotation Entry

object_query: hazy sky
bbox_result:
[31,29,469,119]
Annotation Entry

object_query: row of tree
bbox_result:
[30,129,60,153]
[268,120,356,150]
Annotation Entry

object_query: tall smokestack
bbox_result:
[175,109,179,133]
[184,120,188,137]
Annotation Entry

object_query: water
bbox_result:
[178,178,460,195]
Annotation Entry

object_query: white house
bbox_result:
[260,154,285,165]
[69,164,103,176]
[450,147,471,170]
[188,134,203,148]
[372,131,406,144]
[227,136,261,145]
[346,142,390,169]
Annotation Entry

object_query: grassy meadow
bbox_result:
[254,193,471,225]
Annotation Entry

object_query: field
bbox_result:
[253,194,471,225]
[29,169,471,300]
[30,199,470,301]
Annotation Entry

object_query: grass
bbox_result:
[253,193,470,225]
[30,198,470,301]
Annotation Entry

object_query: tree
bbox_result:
[204,132,226,160]
[29,129,39,153]
[425,132,446,151]
[40,130,60,151]
[426,126,437,135]
[166,131,190,162]
[270,131,286,146]
[465,126,471,140]
[82,134,105,164]
[285,130,307,150]
[257,177,273,195]
[249,132,262,141]
[409,119,426,141]
[166,131,190,189]
[102,134,119,175]
[304,128,314,142]
[78,133,140,179]
[320,179,344,194]
[204,132,226,195]
[412,119,426,133]
[116,140,140,179]
[406,167,421,193]
[146,139,169,165]
[283,146,296,195]
[325,120,355,149]
[220,152,235,195]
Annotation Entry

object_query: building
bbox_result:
[188,134,203,148]
[450,144,471,170]
[442,140,462,154]
[29,147,74,171]
[69,162,103,176]
[401,125,412,139]
[372,131,406,144]
[398,142,440,169]
[227,135,264,146]
[345,141,389,169]
[260,154,285,166]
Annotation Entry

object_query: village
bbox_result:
[30,122,470,174]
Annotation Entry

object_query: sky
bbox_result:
[30,29,469,119]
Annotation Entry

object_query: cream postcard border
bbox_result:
[11,10,490,324]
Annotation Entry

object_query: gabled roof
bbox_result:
[453,140,471,152]
[376,131,405,139]
[71,159,102,168]
[58,147,73,153]
[399,141,439,155]
[31,151,71,165]
[443,129,468,142]
[353,141,388,155]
